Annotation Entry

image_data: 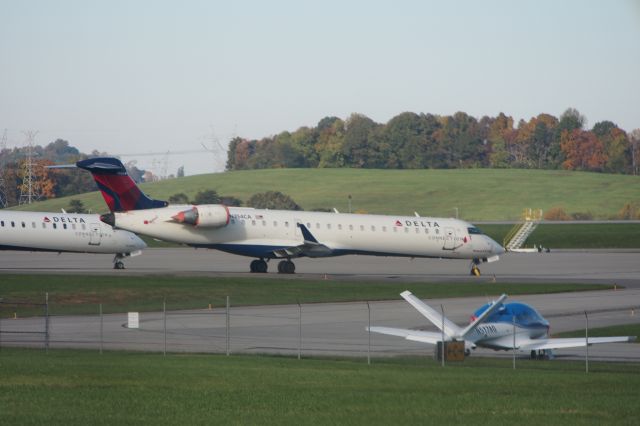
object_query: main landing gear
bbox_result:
[277,260,296,274]
[249,258,296,274]
[250,259,268,273]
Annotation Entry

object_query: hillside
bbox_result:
[7,168,640,221]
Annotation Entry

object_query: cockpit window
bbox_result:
[467,227,483,235]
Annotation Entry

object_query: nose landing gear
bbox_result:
[470,258,481,276]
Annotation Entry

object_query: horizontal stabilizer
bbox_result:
[368,326,444,345]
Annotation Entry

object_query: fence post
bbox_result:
[367,301,371,365]
[99,303,103,355]
[226,296,230,356]
[585,311,589,373]
[163,299,167,357]
[45,292,49,353]
[297,300,302,360]
[512,315,516,370]
[440,304,445,367]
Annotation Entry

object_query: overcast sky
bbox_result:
[2,0,639,175]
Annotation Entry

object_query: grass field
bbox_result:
[479,223,640,248]
[555,323,640,340]
[1,348,639,425]
[0,274,611,316]
[10,168,640,221]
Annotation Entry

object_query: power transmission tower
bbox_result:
[0,129,8,208]
[18,131,40,205]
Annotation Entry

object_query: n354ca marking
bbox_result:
[76,157,504,275]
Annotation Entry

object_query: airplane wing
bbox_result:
[368,326,444,345]
[272,224,334,258]
[519,336,636,351]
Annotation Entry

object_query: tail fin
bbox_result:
[400,291,463,339]
[459,294,507,339]
[76,157,168,212]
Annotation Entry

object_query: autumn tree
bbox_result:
[560,130,606,171]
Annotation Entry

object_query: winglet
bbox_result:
[76,157,168,212]
[297,223,319,243]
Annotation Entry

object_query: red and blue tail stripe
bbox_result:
[76,157,168,212]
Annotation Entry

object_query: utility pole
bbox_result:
[0,129,8,208]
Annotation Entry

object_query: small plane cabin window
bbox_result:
[32,222,36,228]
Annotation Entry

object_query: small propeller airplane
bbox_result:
[369,291,636,359]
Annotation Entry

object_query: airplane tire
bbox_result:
[278,260,295,274]
[114,261,125,270]
[251,259,267,273]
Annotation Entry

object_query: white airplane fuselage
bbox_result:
[0,210,146,254]
[107,205,503,260]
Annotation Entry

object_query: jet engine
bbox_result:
[171,205,230,228]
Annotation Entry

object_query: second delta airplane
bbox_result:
[76,157,504,274]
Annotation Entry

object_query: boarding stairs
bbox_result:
[503,209,543,251]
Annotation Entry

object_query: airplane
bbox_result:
[0,210,147,269]
[369,291,637,359]
[75,157,504,275]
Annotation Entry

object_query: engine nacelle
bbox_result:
[172,205,230,228]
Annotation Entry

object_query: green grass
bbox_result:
[480,223,640,249]
[1,348,639,425]
[8,168,640,221]
[555,323,640,340]
[0,274,612,316]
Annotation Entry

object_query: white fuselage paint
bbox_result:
[111,205,504,260]
[465,322,548,351]
[0,211,146,254]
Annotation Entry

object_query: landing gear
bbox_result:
[250,259,268,273]
[470,258,481,276]
[277,260,296,274]
[113,253,126,270]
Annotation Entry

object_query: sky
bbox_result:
[1,0,639,175]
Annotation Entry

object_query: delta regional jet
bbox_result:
[76,157,504,275]
[0,210,146,269]
[369,291,636,359]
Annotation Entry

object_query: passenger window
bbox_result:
[393,227,397,233]
[81,224,86,230]
[435,228,440,234]
[306,223,311,228]
[285,221,289,227]
[349,224,353,231]
[415,228,419,234]
[316,223,320,229]
[382,226,386,232]
[371,225,375,232]
[327,224,331,230]
[42,223,46,229]
[31,222,36,228]
[424,228,429,234]
[360,225,364,231]
[72,224,76,230]
[63,224,68,229]
[21,222,26,228]
[338,224,342,230]
[11,221,15,227]
[1,220,4,227]
[53,223,57,229]
[262,220,266,226]
[404,227,409,233]
[273,221,277,227]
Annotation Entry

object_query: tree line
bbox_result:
[226,109,640,175]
